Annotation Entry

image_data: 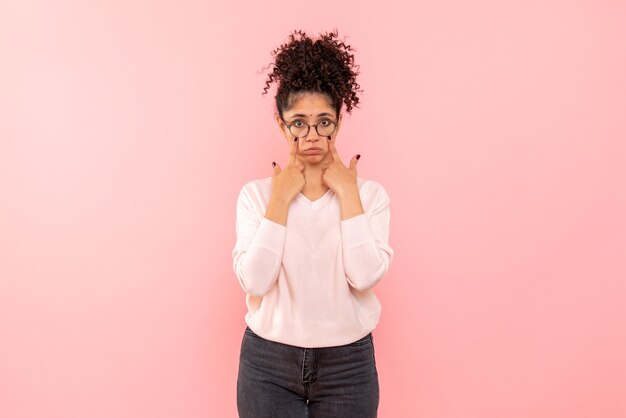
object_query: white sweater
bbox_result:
[232,176,394,347]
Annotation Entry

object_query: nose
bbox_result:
[303,128,321,142]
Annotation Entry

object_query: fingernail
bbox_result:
[272,161,276,167]
[327,136,331,140]
[293,137,298,142]
[356,154,361,160]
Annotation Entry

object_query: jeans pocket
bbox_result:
[372,333,376,355]
[346,333,376,365]
[348,332,373,347]
[244,326,263,340]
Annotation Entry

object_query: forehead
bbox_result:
[285,92,335,118]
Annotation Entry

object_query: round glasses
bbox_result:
[281,117,337,139]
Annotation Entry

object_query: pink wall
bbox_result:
[1,1,625,417]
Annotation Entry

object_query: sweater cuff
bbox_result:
[340,213,373,248]
[256,217,287,253]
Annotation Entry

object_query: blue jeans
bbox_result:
[237,326,379,417]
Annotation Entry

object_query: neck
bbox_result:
[301,153,332,191]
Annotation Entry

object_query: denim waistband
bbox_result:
[244,326,372,348]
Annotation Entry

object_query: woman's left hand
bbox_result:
[321,136,360,198]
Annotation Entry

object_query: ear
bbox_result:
[275,114,289,140]
[335,113,343,136]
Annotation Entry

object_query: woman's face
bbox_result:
[275,92,342,166]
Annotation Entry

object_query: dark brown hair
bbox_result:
[261,29,363,120]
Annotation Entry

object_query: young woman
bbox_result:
[232,29,394,418]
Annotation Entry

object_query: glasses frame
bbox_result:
[279,116,338,139]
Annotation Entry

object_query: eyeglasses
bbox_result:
[280,117,337,139]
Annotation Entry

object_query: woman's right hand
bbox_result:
[271,137,305,205]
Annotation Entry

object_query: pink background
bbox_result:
[1,1,625,417]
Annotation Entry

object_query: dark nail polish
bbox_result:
[272,162,276,167]
[356,154,361,160]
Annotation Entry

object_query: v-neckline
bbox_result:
[297,188,334,207]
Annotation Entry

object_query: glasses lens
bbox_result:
[317,121,336,137]
[290,125,309,138]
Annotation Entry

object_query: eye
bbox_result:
[293,120,305,127]
[320,119,332,126]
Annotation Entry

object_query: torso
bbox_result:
[301,187,330,202]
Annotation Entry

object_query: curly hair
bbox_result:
[261,28,363,120]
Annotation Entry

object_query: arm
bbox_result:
[232,187,287,297]
[339,183,394,291]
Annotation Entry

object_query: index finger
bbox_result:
[288,136,299,165]
[327,135,342,163]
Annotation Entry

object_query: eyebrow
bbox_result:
[288,112,334,120]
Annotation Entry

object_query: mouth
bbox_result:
[303,147,323,152]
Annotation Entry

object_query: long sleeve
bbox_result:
[232,187,287,297]
[233,176,390,348]
[340,183,394,291]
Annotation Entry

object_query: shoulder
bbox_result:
[239,176,272,194]
[356,176,390,200]
[355,176,391,213]
[236,176,272,204]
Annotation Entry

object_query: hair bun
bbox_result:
[261,29,363,118]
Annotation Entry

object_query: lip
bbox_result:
[303,148,323,153]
